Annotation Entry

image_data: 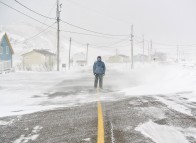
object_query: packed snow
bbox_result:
[135,120,190,143]
[13,125,42,143]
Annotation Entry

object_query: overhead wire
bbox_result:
[15,22,56,44]
[0,1,56,29]
[60,19,129,37]
[14,0,56,20]
[65,0,131,26]
[2,1,196,51]
[14,0,130,37]
[0,1,128,40]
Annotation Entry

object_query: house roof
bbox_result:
[33,49,56,56]
[0,32,14,54]
[109,54,129,58]
[22,49,56,56]
[72,52,86,61]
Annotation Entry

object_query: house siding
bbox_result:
[0,35,12,62]
[23,51,46,66]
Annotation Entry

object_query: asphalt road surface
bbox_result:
[0,68,196,143]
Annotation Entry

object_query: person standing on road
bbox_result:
[93,56,106,89]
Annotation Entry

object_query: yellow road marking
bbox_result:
[97,101,104,143]
[97,89,104,143]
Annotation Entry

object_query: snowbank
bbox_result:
[120,63,196,96]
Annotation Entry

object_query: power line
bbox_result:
[90,38,129,48]
[60,29,127,39]
[15,22,56,44]
[61,19,129,37]
[14,0,56,20]
[134,35,196,47]
[0,1,56,29]
[14,0,130,37]
[65,0,131,26]
[0,1,127,40]
[4,1,196,49]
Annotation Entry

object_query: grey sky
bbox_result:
[1,0,196,57]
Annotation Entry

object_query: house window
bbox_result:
[0,46,2,54]
[6,46,9,54]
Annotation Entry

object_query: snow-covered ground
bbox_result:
[1,62,196,143]
[0,62,196,119]
[0,68,87,117]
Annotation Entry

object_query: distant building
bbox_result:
[107,54,129,63]
[0,32,14,73]
[133,54,148,62]
[71,52,86,66]
[21,49,56,71]
[151,52,167,62]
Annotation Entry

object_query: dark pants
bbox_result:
[94,74,103,88]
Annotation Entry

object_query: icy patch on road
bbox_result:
[180,127,196,140]
[13,125,42,143]
[82,138,91,142]
[136,120,189,143]
[0,120,9,126]
[155,96,192,116]
[140,107,166,119]
[0,119,14,126]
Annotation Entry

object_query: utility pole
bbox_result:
[150,40,152,61]
[68,37,71,69]
[86,43,89,65]
[56,0,61,71]
[142,35,145,63]
[177,45,179,62]
[130,24,134,69]
[148,42,150,62]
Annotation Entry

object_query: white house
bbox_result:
[107,54,129,63]
[21,49,56,71]
[71,52,86,66]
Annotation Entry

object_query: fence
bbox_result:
[0,61,11,73]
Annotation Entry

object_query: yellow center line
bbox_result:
[97,89,105,143]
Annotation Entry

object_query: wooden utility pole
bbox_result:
[86,43,89,65]
[142,35,145,63]
[56,0,60,71]
[68,37,71,69]
[177,45,179,62]
[130,25,134,69]
[150,40,152,61]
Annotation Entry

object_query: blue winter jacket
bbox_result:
[93,61,106,75]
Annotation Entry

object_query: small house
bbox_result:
[107,54,129,63]
[151,52,167,62]
[22,49,56,71]
[71,52,86,66]
[0,32,14,72]
[133,54,149,62]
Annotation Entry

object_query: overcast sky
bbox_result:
[1,0,196,58]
